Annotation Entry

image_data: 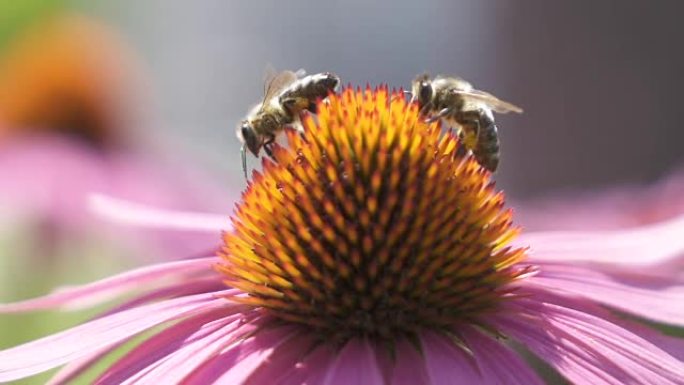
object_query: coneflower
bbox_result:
[0,13,232,260]
[1,87,682,384]
[0,13,147,147]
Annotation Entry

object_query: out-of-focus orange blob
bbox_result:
[0,13,147,148]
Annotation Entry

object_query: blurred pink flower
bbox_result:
[0,13,149,147]
[0,89,681,384]
[0,13,237,261]
[0,134,236,260]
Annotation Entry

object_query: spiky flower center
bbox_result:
[219,87,528,343]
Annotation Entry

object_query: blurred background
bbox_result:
[95,0,684,195]
[3,0,682,194]
[0,1,682,383]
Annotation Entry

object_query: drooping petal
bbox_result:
[518,213,684,268]
[99,277,228,316]
[512,287,684,363]
[0,257,219,312]
[0,291,231,382]
[459,326,545,385]
[421,331,483,385]
[45,278,225,385]
[644,333,684,362]
[93,309,242,384]
[322,339,385,385]
[46,343,126,385]
[89,194,230,233]
[491,297,684,385]
[527,262,684,325]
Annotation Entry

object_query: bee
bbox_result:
[410,73,523,172]
[238,70,340,179]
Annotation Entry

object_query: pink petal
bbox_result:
[0,136,108,227]
[518,213,684,267]
[45,279,226,385]
[420,331,482,385]
[182,325,301,385]
[632,328,684,362]
[46,345,123,385]
[47,289,227,384]
[267,345,335,385]
[102,277,228,315]
[0,136,236,260]
[491,297,684,385]
[511,287,684,362]
[89,193,230,234]
[93,309,238,384]
[275,345,335,385]
[527,262,684,325]
[322,339,384,385]
[459,326,544,385]
[240,328,319,384]
[107,313,248,384]
[0,291,231,382]
[389,339,431,385]
[515,168,684,232]
[0,257,219,312]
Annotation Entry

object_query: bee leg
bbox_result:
[241,145,249,180]
[290,119,310,143]
[263,143,275,159]
[263,135,277,160]
[425,107,452,123]
[392,90,412,103]
[418,102,432,116]
[456,110,482,140]
[454,130,468,158]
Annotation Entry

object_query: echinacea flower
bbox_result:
[1,88,683,384]
[0,13,147,147]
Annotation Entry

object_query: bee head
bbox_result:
[412,73,433,109]
[239,121,261,156]
[321,72,341,92]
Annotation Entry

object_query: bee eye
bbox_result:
[240,124,260,156]
[240,124,250,140]
[419,82,433,104]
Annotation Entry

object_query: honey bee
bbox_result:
[411,73,523,172]
[238,70,340,178]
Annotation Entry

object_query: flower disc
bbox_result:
[219,87,528,343]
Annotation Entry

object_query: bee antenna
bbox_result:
[241,145,249,181]
[403,89,418,104]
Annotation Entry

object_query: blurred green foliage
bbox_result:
[0,0,68,50]
[0,221,142,384]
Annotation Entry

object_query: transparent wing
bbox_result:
[260,70,298,111]
[293,68,307,78]
[452,89,523,114]
[262,64,278,99]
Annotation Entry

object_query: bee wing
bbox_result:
[261,70,298,111]
[293,68,307,78]
[452,89,523,114]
